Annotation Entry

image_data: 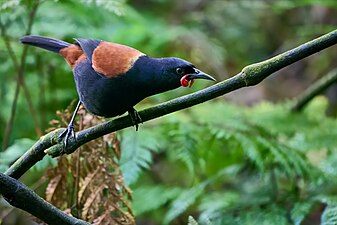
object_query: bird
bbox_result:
[20,35,216,145]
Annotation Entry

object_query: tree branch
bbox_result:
[5,129,60,179]
[291,68,337,112]
[0,172,91,225]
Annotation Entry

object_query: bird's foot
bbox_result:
[58,124,76,147]
[128,109,142,131]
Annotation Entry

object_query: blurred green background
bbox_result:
[1,0,337,224]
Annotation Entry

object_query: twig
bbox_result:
[6,29,337,178]
[291,68,337,112]
[2,1,42,150]
[0,172,91,225]
[0,19,19,68]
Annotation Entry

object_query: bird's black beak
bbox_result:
[187,69,216,81]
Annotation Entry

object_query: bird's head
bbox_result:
[155,57,216,89]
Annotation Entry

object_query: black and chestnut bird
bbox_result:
[20,36,216,144]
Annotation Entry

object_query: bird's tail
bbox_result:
[20,35,71,53]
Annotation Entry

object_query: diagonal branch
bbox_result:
[291,68,337,112]
[0,172,91,225]
[5,129,60,178]
[5,29,337,180]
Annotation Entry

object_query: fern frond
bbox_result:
[321,204,337,225]
[92,211,109,225]
[78,167,100,204]
[80,0,126,16]
[167,123,198,175]
[164,182,207,225]
[0,0,20,11]
[257,137,294,177]
[82,184,106,220]
[45,105,134,224]
[187,216,199,225]
[132,185,182,216]
[291,201,314,225]
[198,191,240,224]
[45,174,62,202]
[164,169,228,225]
[0,138,36,172]
[237,205,291,225]
[120,127,162,185]
[234,133,264,171]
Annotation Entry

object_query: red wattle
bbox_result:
[180,75,189,87]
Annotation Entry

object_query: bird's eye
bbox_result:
[176,67,185,75]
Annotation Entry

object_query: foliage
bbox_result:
[43,104,134,225]
[130,97,337,224]
[0,138,35,172]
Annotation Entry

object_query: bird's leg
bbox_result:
[128,108,142,131]
[58,100,82,147]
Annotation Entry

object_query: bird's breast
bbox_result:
[73,60,148,117]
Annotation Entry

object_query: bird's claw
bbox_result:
[128,109,142,131]
[58,124,76,148]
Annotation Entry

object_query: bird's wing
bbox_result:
[74,38,145,78]
[90,42,145,78]
[73,59,104,115]
[74,38,102,63]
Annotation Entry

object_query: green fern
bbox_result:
[164,181,207,225]
[81,0,126,16]
[198,191,240,223]
[0,138,36,172]
[237,205,291,225]
[166,122,198,175]
[0,0,20,11]
[132,185,182,216]
[321,204,337,225]
[119,127,163,185]
[291,201,314,225]
[123,97,337,223]
[187,216,200,225]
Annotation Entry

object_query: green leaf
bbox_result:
[119,127,163,185]
[0,138,35,172]
[321,204,337,225]
[0,0,19,11]
[198,191,240,223]
[291,201,314,225]
[166,123,198,175]
[164,169,227,224]
[238,205,291,225]
[164,182,207,225]
[80,0,126,16]
[187,216,199,225]
[132,185,182,216]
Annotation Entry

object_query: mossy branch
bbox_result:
[0,172,91,225]
[1,28,337,225]
[5,129,60,179]
[291,68,337,112]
